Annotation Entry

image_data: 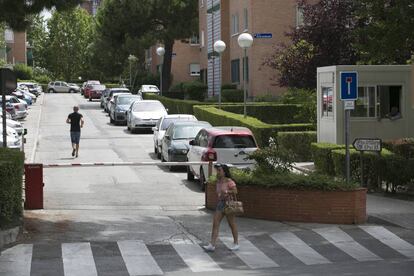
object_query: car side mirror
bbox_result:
[189,140,195,146]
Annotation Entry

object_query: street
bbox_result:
[1,93,414,276]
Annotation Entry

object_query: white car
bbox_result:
[0,115,24,135]
[152,114,197,159]
[187,127,258,190]
[126,100,167,133]
[138,85,160,95]
[1,96,28,120]
[18,82,42,96]
[0,126,22,149]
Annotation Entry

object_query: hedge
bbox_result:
[221,104,311,124]
[194,106,315,147]
[221,89,244,102]
[383,138,414,159]
[277,131,317,162]
[144,94,210,114]
[0,148,24,228]
[311,143,345,175]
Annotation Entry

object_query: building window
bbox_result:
[190,34,200,45]
[4,28,14,43]
[200,0,204,8]
[242,56,249,82]
[190,63,201,76]
[321,86,334,117]
[296,5,304,27]
[231,13,239,35]
[351,87,377,118]
[201,30,205,47]
[231,59,240,83]
[243,8,248,30]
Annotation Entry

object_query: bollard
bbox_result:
[24,164,44,209]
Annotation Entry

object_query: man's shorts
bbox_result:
[70,131,81,144]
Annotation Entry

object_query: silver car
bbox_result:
[1,96,28,120]
[47,81,80,93]
[105,88,131,112]
[126,100,167,133]
[109,94,142,125]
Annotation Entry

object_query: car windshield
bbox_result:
[112,90,129,95]
[213,135,256,148]
[132,102,164,112]
[118,96,140,105]
[143,86,159,91]
[161,117,196,130]
[91,85,106,90]
[173,125,205,140]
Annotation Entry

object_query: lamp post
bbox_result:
[237,33,253,118]
[213,40,226,108]
[128,54,137,89]
[156,47,165,96]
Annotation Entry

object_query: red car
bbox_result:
[82,80,101,98]
[87,84,106,101]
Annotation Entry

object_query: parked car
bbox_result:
[109,94,142,125]
[18,82,42,96]
[187,127,258,189]
[81,80,100,95]
[138,85,160,96]
[0,115,24,135]
[47,81,80,93]
[100,89,111,108]
[0,96,28,119]
[0,103,17,120]
[105,88,130,112]
[87,84,106,101]
[152,114,197,159]
[12,90,33,105]
[161,121,212,168]
[126,100,167,133]
[0,126,22,149]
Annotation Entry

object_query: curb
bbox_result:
[0,226,21,250]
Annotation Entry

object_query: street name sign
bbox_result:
[254,33,273,39]
[340,71,358,100]
[353,138,382,152]
[344,100,355,110]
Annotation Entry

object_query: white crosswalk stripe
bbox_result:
[360,226,414,259]
[314,227,382,262]
[270,231,331,265]
[0,244,32,276]
[172,243,222,272]
[221,236,279,269]
[118,240,163,275]
[62,242,98,276]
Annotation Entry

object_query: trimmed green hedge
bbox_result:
[0,148,24,227]
[277,131,317,162]
[194,106,315,147]
[221,89,244,102]
[311,143,345,175]
[221,104,310,124]
[144,94,210,114]
[383,138,414,159]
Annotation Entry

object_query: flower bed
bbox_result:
[206,184,367,224]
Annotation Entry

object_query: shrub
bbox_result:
[221,104,310,124]
[277,131,317,162]
[182,81,207,101]
[383,138,414,159]
[144,94,210,114]
[14,63,33,80]
[280,88,317,124]
[311,143,345,175]
[0,148,24,227]
[221,83,237,90]
[194,106,315,147]
[221,89,244,102]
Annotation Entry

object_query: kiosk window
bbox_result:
[321,87,333,117]
[378,86,402,119]
[351,87,377,118]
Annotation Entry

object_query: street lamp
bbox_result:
[237,33,253,118]
[213,40,226,108]
[128,54,137,89]
[156,47,165,96]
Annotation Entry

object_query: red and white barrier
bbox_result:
[41,161,213,169]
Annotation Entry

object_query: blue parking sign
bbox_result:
[340,72,358,100]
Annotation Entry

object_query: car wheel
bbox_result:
[157,151,161,159]
[89,97,92,102]
[48,89,54,93]
[69,89,75,93]
[187,167,194,181]
[199,168,206,191]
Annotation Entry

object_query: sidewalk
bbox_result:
[367,194,414,230]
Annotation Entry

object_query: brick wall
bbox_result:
[206,184,367,224]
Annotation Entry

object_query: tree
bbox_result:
[353,0,414,64]
[0,0,81,30]
[26,15,48,68]
[0,23,6,66]
[45,7,94,80]
[264,0,357,89]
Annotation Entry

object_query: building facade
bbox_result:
[3,28,27,65]
[81,0,101,16]
[199,0,304,98]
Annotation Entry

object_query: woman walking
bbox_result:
[203,163,239,252]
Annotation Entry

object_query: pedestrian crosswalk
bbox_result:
[0,226,413,275]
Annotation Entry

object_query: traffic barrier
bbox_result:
[41,161,213,168]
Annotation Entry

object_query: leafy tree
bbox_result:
[353,0,414,64]
[45,7,94,81]
[264,0,357,89]
[26,15,48,68]
[0,22,5,66]
[0,0,81,30]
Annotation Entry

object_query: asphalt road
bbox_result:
[1,93,413,276]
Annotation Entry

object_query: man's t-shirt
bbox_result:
[68,112,83,132]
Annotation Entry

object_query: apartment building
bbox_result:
[145,39,201,86]
[199,0,305,97]
[3,28,27,65]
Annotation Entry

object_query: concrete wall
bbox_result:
[317,65,413,144]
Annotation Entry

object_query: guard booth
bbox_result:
[317,65,414,144]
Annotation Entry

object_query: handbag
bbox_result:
[224,193,244,216]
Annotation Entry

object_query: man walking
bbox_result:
[66,106,84,157]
